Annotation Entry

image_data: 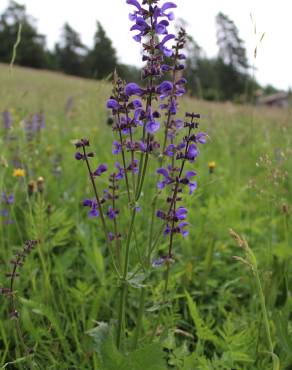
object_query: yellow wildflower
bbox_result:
[13,168,25,177]
[208,161,216,173]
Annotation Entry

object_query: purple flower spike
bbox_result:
[125,83,144,97]
[146,120,160,134]
[112,140,122,155]
[93,164,107,176]
[107,98,119,110]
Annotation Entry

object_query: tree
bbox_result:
[216,12,248,72]
[55,23,87,76]
[0,0,47,68]
[215,12,250,100]
[86,22,117,79]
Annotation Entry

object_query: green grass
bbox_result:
[0,63,291,369]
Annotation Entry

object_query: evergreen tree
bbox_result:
[55,23,87,76]
[216,12,248,72]
[87,22,117,79]
[0,0,47,68]
[215,12,249,100]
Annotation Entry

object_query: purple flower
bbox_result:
[169,99,177,114]
[174,119,184,130]
[158,34,175,56]
[126,0,141,9]
[2,192,14,205]
[157,167,169,178]
[161,64,172,72]
[108,232,115,241]
[164,144,176,157]
[2,110,12,130]
[128,159,139,173]
[156,81,173,99]
[0,209,9,217]
[156,210,166,219]
[196,132,207,144]
[107,206,119,220]
[186,171,197,179]
[130,17,150,42]
[93,164,107,176]
[83,199,94,207]
[186,144,199,162]
[175,207,188,220]
[138,140,147,152]
[189,181,197,195]
[146,120,160,134]
[164,224,171,236]
[125,83,144,97]
[107,98,120,110]
[157,167,173,189]
[152,256,166,267]
[115,162,124,180]
[179,222,188,237]
[88,205,99,218]
[161,2,177,20]
[112,140,122,155]
[75,152,84,161]
[155,20,169,34]
[131,99,143,109]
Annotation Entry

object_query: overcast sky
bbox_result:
[1,0,291,90]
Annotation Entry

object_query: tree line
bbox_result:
[0,1,278,102]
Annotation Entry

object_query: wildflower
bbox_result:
[1,192,14,224]
[208,161,216,173]
[125,82,144,97]
[112,140,122,155]
[2,110,12,130]
[107,99,120,110]
[28,180,37,196]
[13,168,25,178]
[107,206,119,220]
[93,164,108,177]
[37,177,45,193]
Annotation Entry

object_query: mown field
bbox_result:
[0,63,291,370]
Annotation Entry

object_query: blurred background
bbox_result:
[0,0,291,103]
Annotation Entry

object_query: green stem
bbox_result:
[117,209,137,349]
[254,268,277,368]
[132,288,146,349]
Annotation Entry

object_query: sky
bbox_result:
[1,0,292,90]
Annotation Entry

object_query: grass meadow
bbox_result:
[0,63,291,369]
